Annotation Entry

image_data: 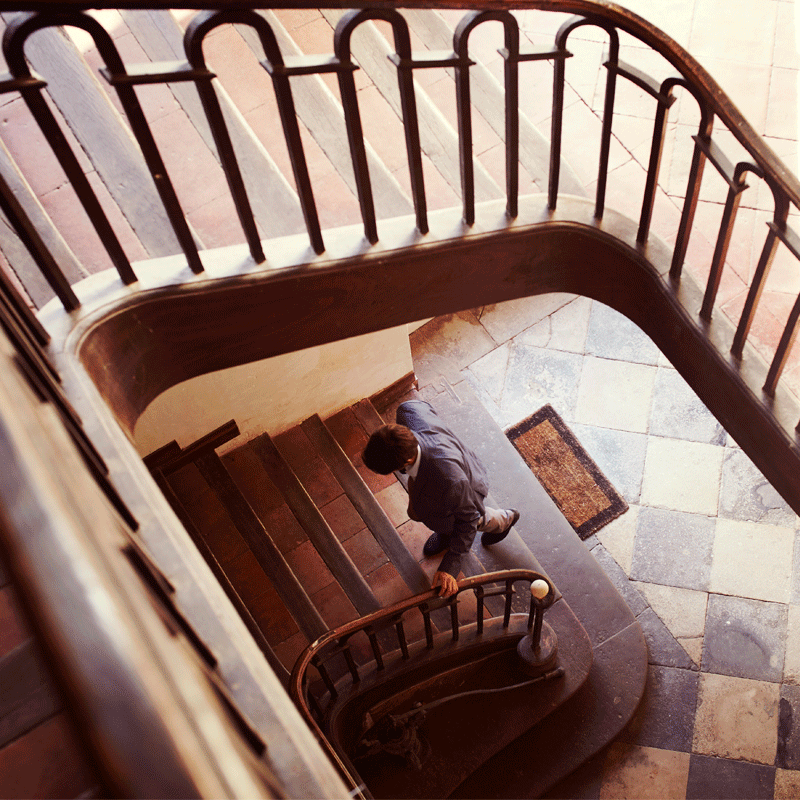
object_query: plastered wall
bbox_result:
[133,324,413,456]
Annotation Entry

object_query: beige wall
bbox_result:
[133,324,413,456]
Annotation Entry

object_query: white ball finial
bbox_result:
[531,579,550,600]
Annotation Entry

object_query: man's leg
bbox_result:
[478,507,520,546]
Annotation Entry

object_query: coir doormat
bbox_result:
[505,404,628,540]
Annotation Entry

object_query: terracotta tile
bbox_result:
[319,494,366,542]
[323,406,370,457]
[284,15,334,55]
[273,427,344,507]
[202,26,275,116]
[223,445,286,516]
[285,540,334,596]
[0,714,98,799]
[599,742,690,799]
[311,168,362,231]
[225,549,272,608]
[263,504,308,553]
[274,8,324,33]
[0,586,28,659]
[186,192,252,251]
[477,141,540,197]
[249,581,300,644]
[693,673,779,764]
[417,151,461,212]
[344,528,389,576]
[312,581,358,629]
[273,630,309,673]
[149,108,227,214]
[374,482,411,528]
[242,102,294,185]
[397,518,435,559]
[365,561,411,608]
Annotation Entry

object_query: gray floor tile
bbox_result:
[496,342,584,424]
[570,423,647,503]
[630,507,716,590]
[585,301,661,365]
[792,532,800,605]
[637,607,697,670]
[649,367,727,445]
[622,664,699,751]
[686,755,775,800]
[702,594,787,682]
[778,684,800,769]
[719,447,797,527]
[410,311,497,386]
[590,542,648,616]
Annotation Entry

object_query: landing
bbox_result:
[409,296,800,797]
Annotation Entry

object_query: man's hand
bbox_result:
[432,570,458,598]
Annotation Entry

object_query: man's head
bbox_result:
[362,424,418,474]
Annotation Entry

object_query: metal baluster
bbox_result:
[670,105,714,280]
[3,13,137,286]
[475,585,485,635]
[421,604,434,649]
[395,619,409,660]
[367,631,384,671]
[701,161,758,320]
[503,579,513,627]
[732,190,790,359]
[595,28,620,220]
[638,77,679,243]
[0,170,79,310]
[184,12,265,263]
[449,597,459,641]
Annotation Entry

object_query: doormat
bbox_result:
[505,404,628,540]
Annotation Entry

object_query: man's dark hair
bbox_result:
[362,424,418,474]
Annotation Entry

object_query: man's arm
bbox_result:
[434,481,481,596]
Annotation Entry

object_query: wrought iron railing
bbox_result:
[3,3,800,411]
[289,569,557,793]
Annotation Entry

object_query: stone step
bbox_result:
[414,376,648,795]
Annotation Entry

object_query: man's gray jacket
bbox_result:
[396,400,489,578]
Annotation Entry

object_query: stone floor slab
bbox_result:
[623,665,700,752]
[783,605,800,685]
[649,367,727,445]
[686,754,775,800]
[570,423,648,503]
[597,504,639,575]
[476,293,575,345]
[634,583,708,643]
[630,507,716,591]
[710,519,795,604]
[585,301,661,365]
[775,768,800,800]
[702,594,787,682]
[778,684,800,769]
[637,607,698,670]
[516,295,592,354]
[410,311,497,386]
[497,342,585,424]
[574,356,657,433]
[640,437,724,516]
[599,743,690,799]
[719,448,797,527]
[693,673,780,764]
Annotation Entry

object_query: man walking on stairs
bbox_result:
[363,400,519,599]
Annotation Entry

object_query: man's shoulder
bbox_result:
[396,400,437,426]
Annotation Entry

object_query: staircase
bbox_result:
[140,381,645,797]
[0,1,799,797]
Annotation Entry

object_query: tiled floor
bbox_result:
[410,294,800,799]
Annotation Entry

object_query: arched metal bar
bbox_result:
[731,184,791,361]
[552,16,619,217]
[184,12,265,263]
[2,12,138,286]
[700,161,761,320]
[0,168,79,310]
[454,11,518,225]
[335,8,425,240]
[202,8,326,255]
[636,75,681,243]
[5,11,204,276]
[594,27,620,219]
